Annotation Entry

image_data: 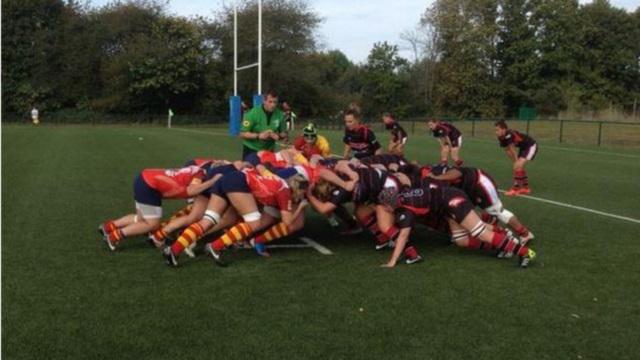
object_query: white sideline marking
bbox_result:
[299,237,334,255]
[170,127,229,137]
[499,190,640,225]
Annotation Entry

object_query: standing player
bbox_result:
[427,119,463,166]
[293,123,332,159]
[343,108,382,159]
[494,120,538,196]
[382,113,408,155]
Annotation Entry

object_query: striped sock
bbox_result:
[212,223,253,251]
[514,169,527,188]
[466,237,493,251]
[254,222,290,244]
[171,223,205,256]
[152,228,169,242]
[107,229,125,242]
[102,220,118,233]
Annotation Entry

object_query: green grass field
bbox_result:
[3,124,640,359]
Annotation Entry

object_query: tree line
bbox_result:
[2,0,639,121]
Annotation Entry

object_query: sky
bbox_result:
[90,0,639,63]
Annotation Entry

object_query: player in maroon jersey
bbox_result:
[343,108,382,159]
[495,120,538,196]
[377,181,536,268]
[427,165,534,244]
[427,119,464,166]
[382,113,408,155]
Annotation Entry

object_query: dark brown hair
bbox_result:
[494,120,508,129]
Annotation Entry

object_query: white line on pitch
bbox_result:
[299,237,334,255]
[499,190,640,225]
[170,127,229,137]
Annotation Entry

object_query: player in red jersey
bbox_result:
[343,108,382,159]
[427,165,534,245]
[382,113,408,155]
[244,148,308,170]
[427,119,463,166]
[99,165,217,251]
[495,120,538,196]
[377,181,536,268]
[163,166,308,267]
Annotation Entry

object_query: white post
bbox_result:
[257,0,262,95]
[233,4,238,96]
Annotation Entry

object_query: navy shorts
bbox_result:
[133,174,162,206]
[242,146,258,162]
[518,143,538,161]
[441,187,474,223]
[206,164,237,180]
[244,152,261,167]
[208,171,251,200]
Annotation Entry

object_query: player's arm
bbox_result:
[505,144,517,162]
[185,174,220,196]
[381,227,412,268]
[343,144,351,159]
[428,169,462,181]
[307,192,337,215]
[319,167,357,192]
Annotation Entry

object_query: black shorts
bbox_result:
[518,144,538,161]
[449,135,462,148]
[133,174,162,206]
[441,187,474,223]
[207,170,250,200]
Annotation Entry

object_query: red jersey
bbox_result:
[258,151,290,169]
[293,164,325,185]
[142,166,205,199]
[243,169,292,211]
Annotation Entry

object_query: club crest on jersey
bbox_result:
[242,120,250,127]
[403,188,424,197]
[448,196,466,208]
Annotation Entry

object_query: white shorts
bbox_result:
[135,202,163,219]
[477,173,501,208]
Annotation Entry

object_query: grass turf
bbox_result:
[2,124,640,359]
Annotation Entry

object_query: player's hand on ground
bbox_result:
[380,261,396,268]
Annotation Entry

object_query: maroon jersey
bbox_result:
[385,121,408,144]
[498,129,536,150]
[437,167,499,208]
[343,125,381,159]
[431,121,461,142]
[395,181,474,228]
[327,167,390,205]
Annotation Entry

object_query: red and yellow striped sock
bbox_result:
[103,220,118,233]
[107,229,125,242]
[254,222,290,244]
[152,228,169,242]
[171,223,205,256]
[212,223,253,251]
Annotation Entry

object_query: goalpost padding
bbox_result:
[229,95,241,136]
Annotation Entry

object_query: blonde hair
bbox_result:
[311,179,336,202]
[287,174,309,203]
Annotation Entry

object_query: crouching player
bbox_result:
[163,167,308,267]
[377,181,536,268]
[99,165,217,251]
[427,165,534,245]
[494,120,538,196]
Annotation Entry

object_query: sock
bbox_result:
[107,229,125,242]
[171,223,205,255]
[212,223,253,251]
[102,220,117,233]
[466,237,493,251]
[491,231,529,255]
[404,245,419,259]
[514,169,527,188]
[359,214,386,244]
[151,228,169,242]
[513,224,530,238]
[254,222,290,244]
[455,159,464,167]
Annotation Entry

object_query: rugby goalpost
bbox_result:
[229,0,263,136]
